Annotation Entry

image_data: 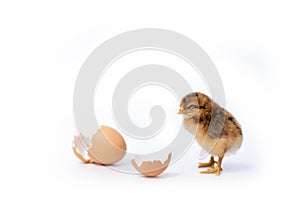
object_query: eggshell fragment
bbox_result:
[72,135,92,163]
[131,153,172,177]
[72,126,127,165]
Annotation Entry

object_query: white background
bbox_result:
[0,0,299,199]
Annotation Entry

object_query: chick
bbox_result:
[178,92,243,175]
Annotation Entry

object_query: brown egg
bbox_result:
[72,125,127,165]
[131,153,172,177]
[88,126,127,165]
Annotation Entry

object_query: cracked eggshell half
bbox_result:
[131,153,172,177]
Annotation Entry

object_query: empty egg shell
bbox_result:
[131,153,172,177]
[88,126,127,165]
[72,126,127,165]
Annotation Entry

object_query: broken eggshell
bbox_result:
[72,135,93,163]
[131,153,172,177]
[72,125,127,165]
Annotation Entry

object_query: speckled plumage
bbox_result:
[178,92,243,175]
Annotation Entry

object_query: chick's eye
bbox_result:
[187,105,199,110]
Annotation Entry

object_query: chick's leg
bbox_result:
[200,156,223,176]
[198,156,216,168]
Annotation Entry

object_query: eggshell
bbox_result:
[87,126,127,165]
[72,135,92,163]
[72,126,127,165]
[131,153,172,177]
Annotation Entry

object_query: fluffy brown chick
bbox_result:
[178,92,243,175]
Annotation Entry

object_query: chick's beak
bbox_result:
[177,107,183,114]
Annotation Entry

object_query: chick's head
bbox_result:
[178,92,211,119]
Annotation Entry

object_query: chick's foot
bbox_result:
[200,166,222,176]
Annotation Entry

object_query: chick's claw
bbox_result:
[200,166,222,176]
